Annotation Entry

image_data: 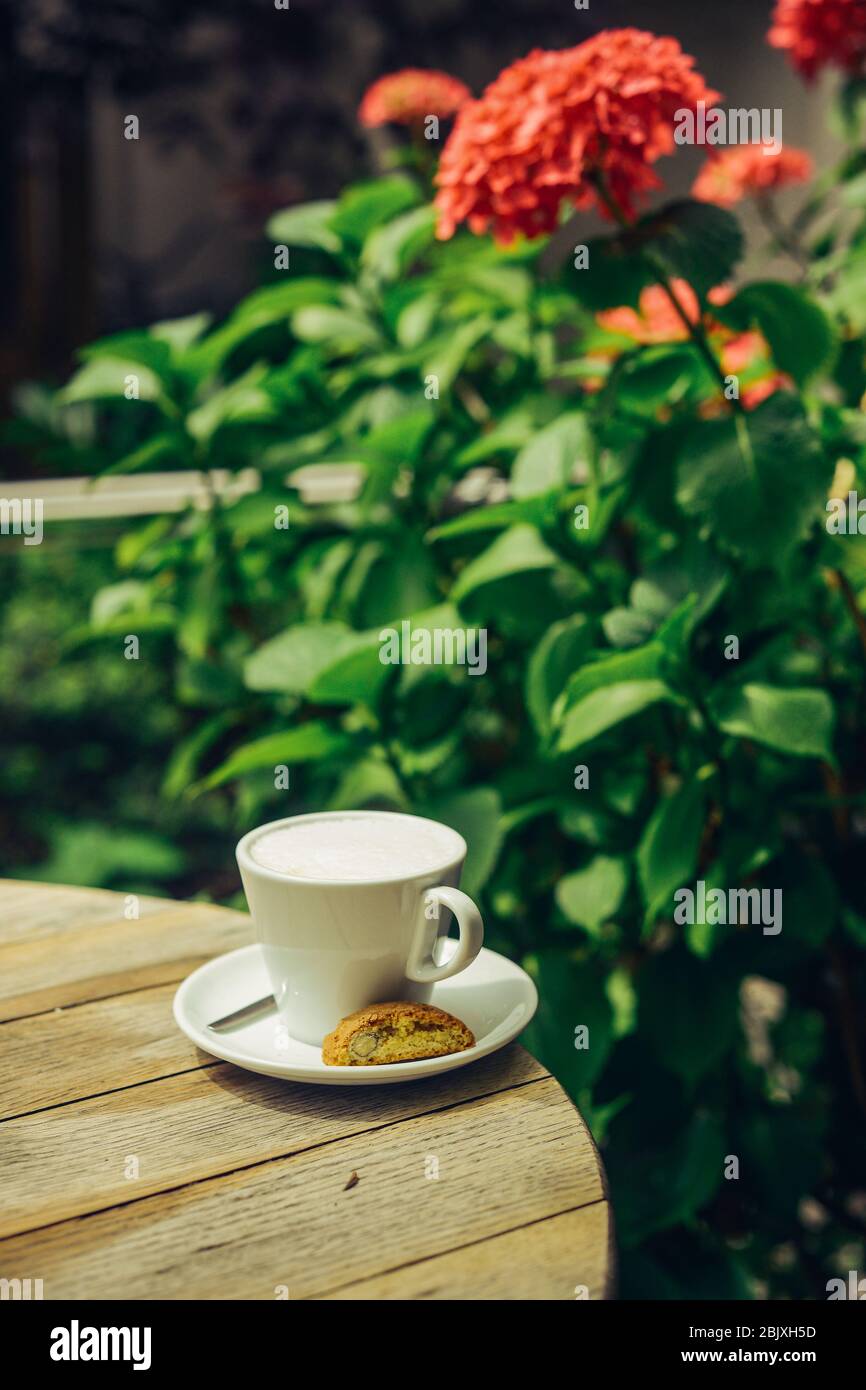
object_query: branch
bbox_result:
[827,567,866,662]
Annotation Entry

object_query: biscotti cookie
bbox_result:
[322,1000,475,1066]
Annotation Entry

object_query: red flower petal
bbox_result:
[434,29,719,244]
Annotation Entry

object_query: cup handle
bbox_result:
[406,885,484,984]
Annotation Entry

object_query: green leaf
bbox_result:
[710,682,835,761]
[176,657,242,709]
[841,167,866,206]
[712,281,837,386]
[614,344,701,416]
[572,200,743,310]
[60,357,167,407]
[115,515,173,570]
[454,408,535,469]
[428,495,556,542]
[609,543,728,653]
[200,724,353,790]
[354,408,434,507]
[554,641,675,744]
[637,776,705,925]
[510,412,591,498]
[635,199,744,299]
[423,787,503,898]
[90,581,151,628]
[327,753,407,811]
[561,643,665,706]
[452,525,558,602]
[460,265,533,309]
[526,614,594,738]
[557,680,676,752]
[601,607,657,649]
[162,714,234,799]
[236,278,346,325]
[653,594,700,658]
[521,949,613,1091]
[833,76,866,141]
[308,637,390,706]
[362,206,437,281]
[78,331,172,376]
[101,431,187,477]
[186,280,343,375]
[570,236,655,312]
[266,200,341,253]
[291,305,383,351]
[347,541,438,627]
[821,243,866,330]
[186,364,277,443]
[330,176,420,243]
[423,316,492,392]
[396,292,440,348]
[556,855,630,933]
[675,393,828,567]
[244,622,372,696]
[611,1111,726,1247]
[150,312,213,353]
[23,822,184,888]
[357,407,433,466]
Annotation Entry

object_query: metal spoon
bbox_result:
[207,994,276,1032]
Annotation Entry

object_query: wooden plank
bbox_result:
[0,880,171,946]
[0,983,214,1119]
[322,1202,612,1301]
[0,901,252,1021]
[0,1046,548,1236]
[0,1077,603,1299]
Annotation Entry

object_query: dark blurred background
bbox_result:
[0,0,832,413]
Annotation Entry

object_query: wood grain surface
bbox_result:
[0,880,614,1300]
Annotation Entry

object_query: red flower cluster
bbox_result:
[597,280,701,344]
[358,69,471,128]
[435,29,719,244]
[692,146,813,207]
[768,0,866,80]
[596,282,792,411]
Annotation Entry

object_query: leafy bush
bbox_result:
[13,25,866,1299]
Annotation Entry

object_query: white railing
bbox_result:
[0,464,364,523]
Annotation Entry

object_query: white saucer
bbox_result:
[173,943,537,1086]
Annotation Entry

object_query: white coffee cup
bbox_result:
[236,810,484,1045]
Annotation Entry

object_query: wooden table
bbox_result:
[0,881,613,1300]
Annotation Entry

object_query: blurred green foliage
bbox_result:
[5,135,866,1300]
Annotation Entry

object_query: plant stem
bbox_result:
[755,193,809,276]
[646,249,741,408]
[590,172,740,411]
[454,379,491,424]
[829,566,866,662]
